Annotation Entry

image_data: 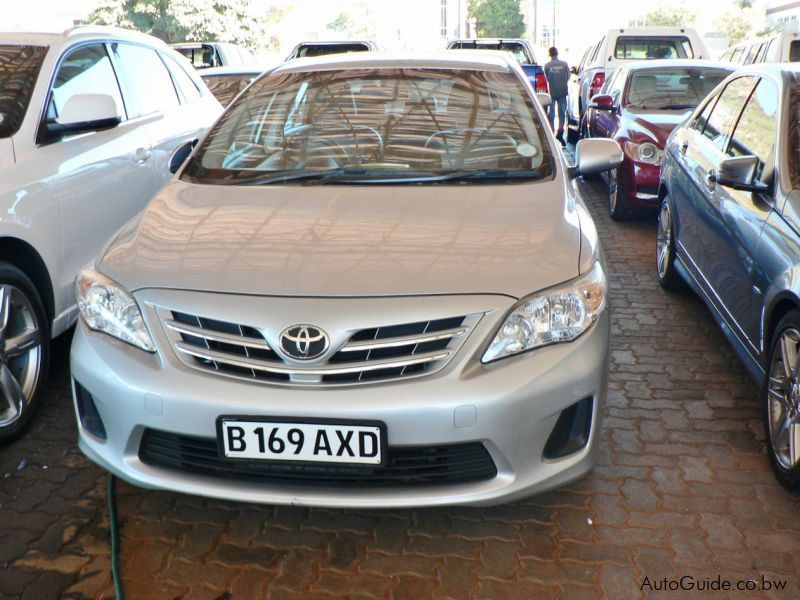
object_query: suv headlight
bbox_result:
[482,261,606,363]
[76,269,155,352]
[624,141,662,165]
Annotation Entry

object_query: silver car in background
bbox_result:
[71,52,621,507]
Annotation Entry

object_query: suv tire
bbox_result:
[0,263,50,444]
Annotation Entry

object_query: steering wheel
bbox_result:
[261,125,351,169]
[351,125,384,155]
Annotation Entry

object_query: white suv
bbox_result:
[720,31,800,65]
[0,27,221,440]
[567,27,709,141]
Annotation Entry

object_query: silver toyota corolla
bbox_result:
[70,52,622,507]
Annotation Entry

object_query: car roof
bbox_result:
[272,50,516,74]
[606,27,699,36]
[448,38,528,45]
[171,42,229,49]
[0,26,166,48]
[727,62,800,79]
[293,40,374,46]
[622,59,735,72]
[199,66,267,77]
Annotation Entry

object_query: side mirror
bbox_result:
[50,93,121,137]
[169,139,199,174]
[714,155,769,193]
[569,138,623,178]
[536,92,552,108]
[589,94,615,111]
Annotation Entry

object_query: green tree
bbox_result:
[85,0,284,52]
[327,13,352,34]
[468,0,525,38]
[719,11,752,45]
[642,6,697,27]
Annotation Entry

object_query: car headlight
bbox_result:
[624,141,662,165]
[76,268,155,352]
[482,261,606,363]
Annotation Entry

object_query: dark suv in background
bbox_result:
[656,64,800,490]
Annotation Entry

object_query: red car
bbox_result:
[585,60,733,219]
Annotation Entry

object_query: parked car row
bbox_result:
[571,27,800,488]
[0,24,624,507]
[719,31,800,66]
[585,59,734,218]
[4,21,799,507]
[567,27,710,142]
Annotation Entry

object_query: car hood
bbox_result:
[624,108,692,146]
[99,178,581,299]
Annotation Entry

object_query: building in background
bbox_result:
[766,1,800,30]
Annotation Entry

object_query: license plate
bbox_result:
[218,417,384,466]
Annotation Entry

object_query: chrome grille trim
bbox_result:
[339,327,467,352]
[157,307,482,386]
[174,343,450,376]
[164,320,272,351]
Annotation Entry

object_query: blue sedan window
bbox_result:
[727,79,778,178]
[701,76,756,149]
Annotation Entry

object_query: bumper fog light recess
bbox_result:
[543,397,593,460]
[74,380,107,441]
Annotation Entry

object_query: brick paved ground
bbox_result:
[2,174,800,599]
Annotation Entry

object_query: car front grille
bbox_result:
[139,429,498,487]
[159,309,478,386]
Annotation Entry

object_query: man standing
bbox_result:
[543,47,570,145]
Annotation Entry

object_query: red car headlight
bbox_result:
[623,141,662,166]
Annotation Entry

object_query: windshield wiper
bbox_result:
[656,104,696,110]
[229,168,351,185]
[228,168,544,185]
[360,169,545,184]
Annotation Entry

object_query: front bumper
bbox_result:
[620,158,661,211]
[71,292,609,508]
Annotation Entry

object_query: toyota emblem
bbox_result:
[279,324,329,360]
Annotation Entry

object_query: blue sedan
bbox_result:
[656,64,800,490]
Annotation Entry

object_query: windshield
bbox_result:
[448,41,533,64]
[184,67,553,185]
[0,44,48,138]
[175,45,220,68]
[202,73,258,107]
[625,67,731,110]
[294,43,370,58]
[614,36,694,60]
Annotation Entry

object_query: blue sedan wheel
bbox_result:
[656,198,682,290]
[766,315,800,490]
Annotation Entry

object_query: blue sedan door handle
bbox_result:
[706,168,717,190]
[680,140,689,155]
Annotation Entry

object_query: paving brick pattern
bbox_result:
[2,175,800,599]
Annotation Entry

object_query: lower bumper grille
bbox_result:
[139,429,497,487]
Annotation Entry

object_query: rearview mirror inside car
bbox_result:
[570,138,623,178]
[715,155,770,193]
